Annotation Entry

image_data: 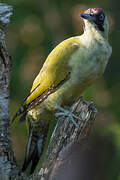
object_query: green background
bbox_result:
[2,0,120,179]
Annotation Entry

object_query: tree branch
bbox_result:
[31,98,97,180]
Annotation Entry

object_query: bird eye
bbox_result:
[99,14,104,21]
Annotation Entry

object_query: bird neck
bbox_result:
[81,20,108,46]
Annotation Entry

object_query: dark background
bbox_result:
[3,0,120,179]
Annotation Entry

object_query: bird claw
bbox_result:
[55,106,81,128]
[88,101,98,119]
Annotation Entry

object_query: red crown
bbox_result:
[92,8,101,13]
[84,8,102,14]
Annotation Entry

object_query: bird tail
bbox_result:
[21,125,45,174]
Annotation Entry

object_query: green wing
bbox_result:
[25,37,80,105]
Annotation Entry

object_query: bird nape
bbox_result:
[12,8,112,174]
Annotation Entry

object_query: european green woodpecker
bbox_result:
[12,8,112,174]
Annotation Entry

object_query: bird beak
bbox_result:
[80,13,92,20]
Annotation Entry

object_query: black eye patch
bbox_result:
[93,12,105,31]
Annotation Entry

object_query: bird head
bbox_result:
[81,8,109,38]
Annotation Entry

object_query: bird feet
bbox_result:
[55,106,81,127]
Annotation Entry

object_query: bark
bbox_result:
[0,3,97,180]
[31,98,97,180]
[0,3,27,180]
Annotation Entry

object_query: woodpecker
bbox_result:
[12,8,112,174]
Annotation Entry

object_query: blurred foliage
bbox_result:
[3,0,120,178]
